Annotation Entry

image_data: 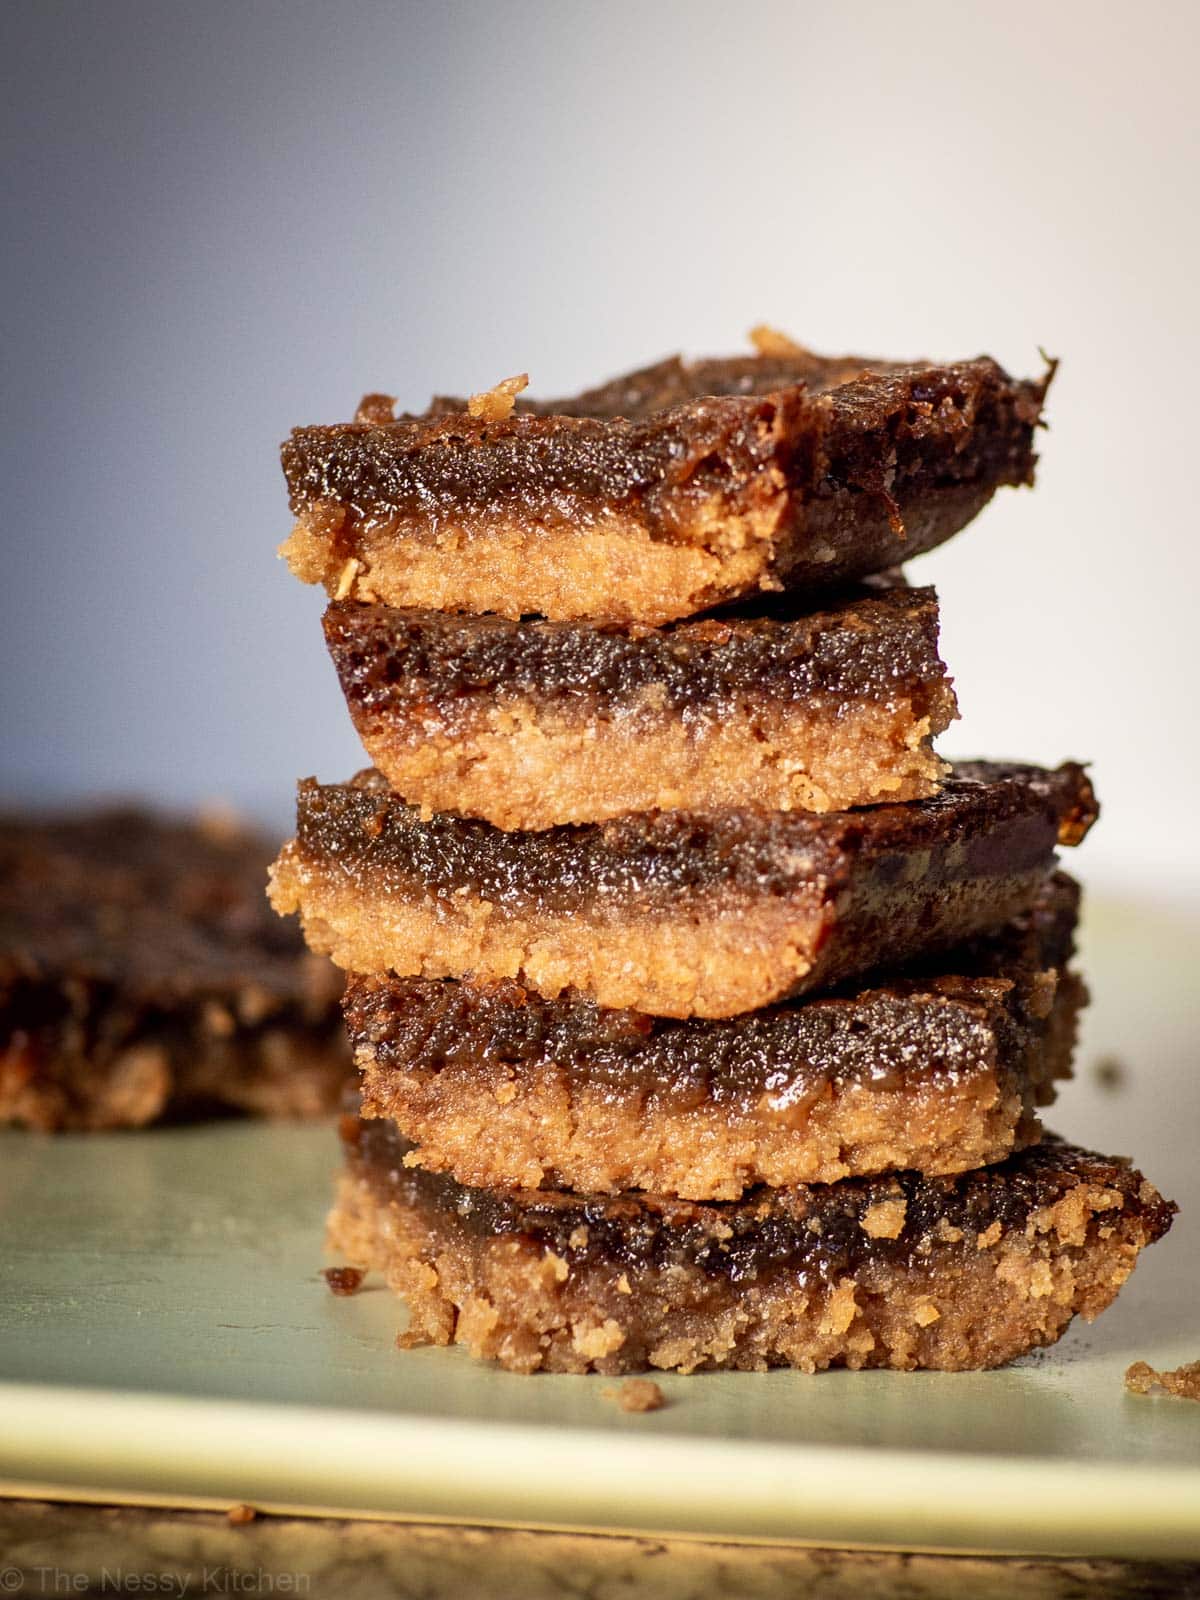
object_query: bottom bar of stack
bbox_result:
[329,1117,1172,1375]
[324,879,1175,1375]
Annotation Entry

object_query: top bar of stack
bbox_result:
[279,329,1052,626]
[272,333,1173,1377]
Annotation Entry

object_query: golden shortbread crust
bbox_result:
[353,693,949,830]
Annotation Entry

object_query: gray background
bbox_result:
[3,0,1198,890]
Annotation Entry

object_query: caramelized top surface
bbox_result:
[292,761,1097,911]
[282,346,1051,524]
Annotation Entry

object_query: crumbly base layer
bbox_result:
[0,1023,349,1131]
[271,849,1051,1018]
[354,694,949,829]
[327,1134,1172,1374]
[355,973,1085,1197]
[282,484,992,626]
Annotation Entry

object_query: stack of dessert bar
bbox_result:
[271,336,1173,1374]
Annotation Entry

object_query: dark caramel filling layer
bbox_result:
[283,351,1049,542]
[323,582,953,715]
[344,1115,1174,1288]
[290,762,1096,916]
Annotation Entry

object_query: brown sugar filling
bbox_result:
[328,1120,1174,1375]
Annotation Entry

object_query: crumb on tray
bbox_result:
[603,1378,666,1413]
[323,1265,365,1296]
[355,393,397,425]
[748,324,808,357]
[1124,1359,1200,1401]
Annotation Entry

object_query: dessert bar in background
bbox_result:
[0,808,350,1130]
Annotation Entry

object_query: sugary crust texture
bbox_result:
[327,1138,1172,1375]
[351,973,1085,1198]
[280,348,1051,624]
[350,694,950,829]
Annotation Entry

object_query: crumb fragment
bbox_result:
[1125,1359,1200,1400]
[861,1198,907,1240]
[227,1504,257,1526]
[749,324,808,358]
[1093,1055,1128,1091]
[468,373,529,422]
[334,557,361,600]
[604,1379,666,1413]
[355,393,397,425]
[323,1265,365,1296]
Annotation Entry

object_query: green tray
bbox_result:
[1,895,1197,1555]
